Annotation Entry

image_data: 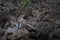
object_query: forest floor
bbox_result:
[0,0,60,40]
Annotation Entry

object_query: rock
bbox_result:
[19,28,29,35]
[6,27,17,33]
[6,28,29,40]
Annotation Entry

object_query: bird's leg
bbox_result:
[16,21,22,30]
[16,15,23,30]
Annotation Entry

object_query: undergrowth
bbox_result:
[21,0,31,10]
